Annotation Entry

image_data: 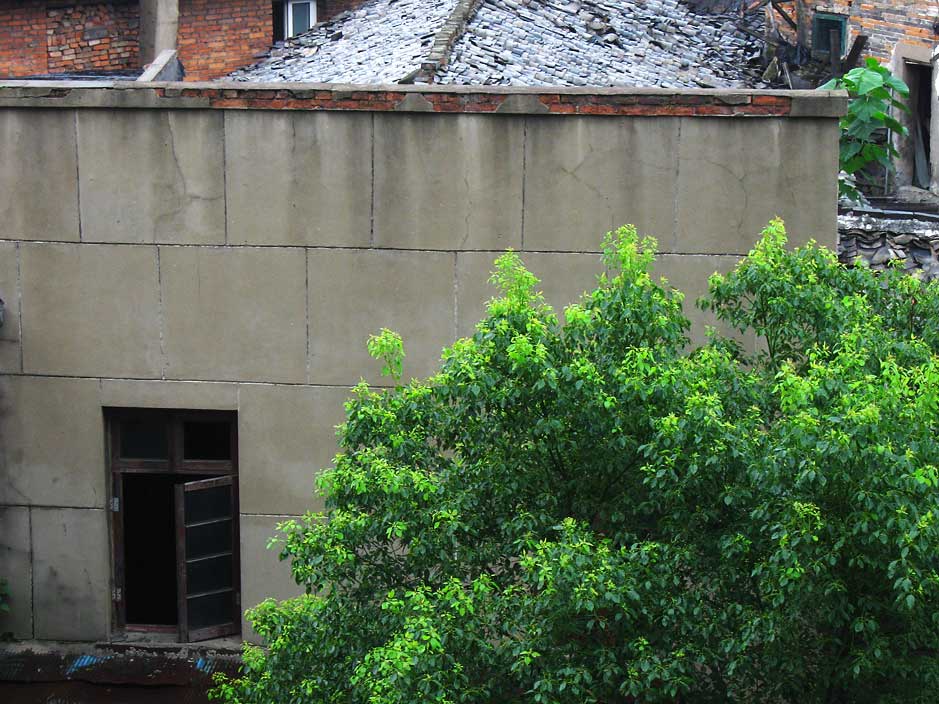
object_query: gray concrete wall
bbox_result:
[0,86,841,643]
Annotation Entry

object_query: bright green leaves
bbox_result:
[215,221,939,704]
[368,328,406,381]
[819,57,910,202]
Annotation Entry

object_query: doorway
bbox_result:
[108,409,240,642]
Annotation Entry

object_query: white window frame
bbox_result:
[286,0,317,38]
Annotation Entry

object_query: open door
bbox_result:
[175,476,240,642]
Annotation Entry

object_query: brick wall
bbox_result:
[849,1,938,62]
[0,1,51,77]
[47,2,140,73]
[767,1,938,62]
[0,0,139,78]
[318,0,368,22]
[178,0,272,80]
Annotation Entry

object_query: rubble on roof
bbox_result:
[228,0,458,84]
[437,0,764,88]
[229,0,766,87]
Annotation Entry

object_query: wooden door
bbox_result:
[175,476,240,642]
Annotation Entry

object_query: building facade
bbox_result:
[0,81,843,645]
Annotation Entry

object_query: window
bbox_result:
[287,0,316,38]
[107,409,240,643]
[813,13,847,55]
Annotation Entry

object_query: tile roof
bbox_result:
[438,0,763,88]
[228,0,766,88]
[229,0,459,84]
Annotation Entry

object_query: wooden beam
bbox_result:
[844,34,870,70]
[770,1,797,30]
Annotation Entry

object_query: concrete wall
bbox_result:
[0,82,843,643]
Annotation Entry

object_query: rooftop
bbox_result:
[229,0,767,88]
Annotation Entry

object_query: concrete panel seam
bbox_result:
[369,113,375,247]
[305,249,311,385]
[222,112,229,246]
[73,110,83,243]
[520,117,527,250]
[156,247,167,380]
[672,119,682,252]
[28,506,34,639]
[1,371,390,390]
[452,251,459,343]
[0,238,750,257]
[15,242,24,373]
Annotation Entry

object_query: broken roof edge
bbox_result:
[0,80,848,118]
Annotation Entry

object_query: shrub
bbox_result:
[820,58,909,203]
[214,220,939,703]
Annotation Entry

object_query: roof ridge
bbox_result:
[416,0,485,83]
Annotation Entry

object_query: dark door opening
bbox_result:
[108,409,240,643]
[908,62,933,190]
[123,473,213,626]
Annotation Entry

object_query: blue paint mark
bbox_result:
[195,657,214,673]
[65,654,111,675]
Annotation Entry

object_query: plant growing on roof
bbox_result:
[214,219,939,703]
[820,57,910,203]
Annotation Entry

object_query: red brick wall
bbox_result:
[0,0,139,78]
[318,0,368,22]
[849,1,937,62]
[767,1,938,62]
[0,1,51,77]
[178,0,272,80]
[47,2,140,72]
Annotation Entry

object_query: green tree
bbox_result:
[215,220,939,703]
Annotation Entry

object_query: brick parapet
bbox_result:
[0,82,848,117]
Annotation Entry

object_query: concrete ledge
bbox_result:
[0,81,848,117]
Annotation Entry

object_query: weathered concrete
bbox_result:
[674,118,837,252]
[160,246,307,383]
[373,114,525,250]
[100,378,238,410]
[0,506,32,639]
[225,111,373,247]
[237,384,347,516]
[77,110,225,244]
[0,376,105,508]
[523,116,679,252]
[308,248,456,385]
[0,109,80,242]
[239,514,303,641]
[19,243,162,378]
[31,507,109,641]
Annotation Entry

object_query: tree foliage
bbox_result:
[820,58,909,203]
[215,220,939,703]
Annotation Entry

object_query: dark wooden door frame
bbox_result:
[106,408,240,642]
